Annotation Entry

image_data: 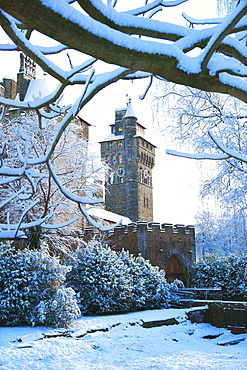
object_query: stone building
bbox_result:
[0,53,36,102]
[0,53,91,140]
[100,101,155,222]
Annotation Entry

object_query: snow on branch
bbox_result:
[47,161,103,205]
[41,216,79,229]
[0,0,246,101]
[166,149,230,160]
[200,2,247,72]
[125,0,188,16]
[208,129,247,163]
[79,204,122,232]
[167,127,247,164]
[0,10,68,83]
[182,12,225,26]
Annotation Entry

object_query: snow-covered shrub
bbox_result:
[0,244,80,326]
[117,250,172,311]
[66,241,173,314]
[192,253,247,301]
[66,242,132,314]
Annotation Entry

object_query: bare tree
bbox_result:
[153,82,247,252]
[0,112,108,240]
[161,85,247,205]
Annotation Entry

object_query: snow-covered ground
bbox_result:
[0,308,246,370]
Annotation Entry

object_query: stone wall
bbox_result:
[83,221,196,285]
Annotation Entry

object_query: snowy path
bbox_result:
[0,308,246,370]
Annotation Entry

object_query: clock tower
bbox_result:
[100,101,155,222]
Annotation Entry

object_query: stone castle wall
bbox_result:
[83,221,196,285]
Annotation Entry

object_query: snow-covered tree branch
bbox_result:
[0,0,246,104]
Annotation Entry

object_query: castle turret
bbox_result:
[100,101,156,222]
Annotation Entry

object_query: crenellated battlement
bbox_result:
[82,221,196,285]
[85,221,195,237]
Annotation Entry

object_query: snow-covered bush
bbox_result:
[117,250,172,311]
[0,244,80,326]
[66,241,173,314]
[192,253,247,301]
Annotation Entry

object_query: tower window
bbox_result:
[108,170,115,184]
[143,169,147,184]
[117,176,124,183]
[139,168,143,182]
[118,153,123,163]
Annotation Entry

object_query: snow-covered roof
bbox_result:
[24,76,49,102]
[99,134,124,143]
[87,207,132,225]
[115,107,126,112]
[124,102,136,119]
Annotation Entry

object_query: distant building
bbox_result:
[0,53,91,141]
[0,53,91,230]
[100,101,155,222]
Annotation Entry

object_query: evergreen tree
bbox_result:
[67,241,174,315]
[0,243,80,326]
[192,253,247,301]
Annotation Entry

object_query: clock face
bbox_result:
[117,168,125,176]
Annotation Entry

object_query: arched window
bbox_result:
[143,196,149,208]
[143,169,147,184]
[117,176,124,183]
[106,155,111,164]
[139,167,143,182]
[108,170,115,184]
[112,154,117,164]
[118,153,123,163]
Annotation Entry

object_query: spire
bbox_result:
[124,98,137,119]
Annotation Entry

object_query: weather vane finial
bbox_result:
[126,94,131,107]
